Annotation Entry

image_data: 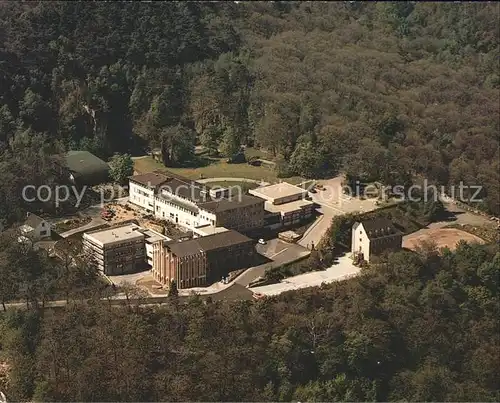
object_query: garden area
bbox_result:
[132,150,304,185]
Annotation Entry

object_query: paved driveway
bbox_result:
[235,240,310,286]
[298,208,335,249]
[106,269,152,286]
[429,203,495,229]
[255,238,291,258]
[299,176,380,249]
[251,255,361,296]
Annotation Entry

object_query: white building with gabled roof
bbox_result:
[19,213,51,241]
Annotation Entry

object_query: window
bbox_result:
[40,230,47,236]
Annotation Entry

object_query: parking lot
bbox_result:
[255,238,292,259]
[312,177,380,214]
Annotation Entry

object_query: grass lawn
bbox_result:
[207,181,260,193]
[133,156,304,184]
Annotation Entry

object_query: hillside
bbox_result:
[0,2,498,224]
[0,5,499,400]
[0,243,498,401]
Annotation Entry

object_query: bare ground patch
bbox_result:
[403,228,485,251]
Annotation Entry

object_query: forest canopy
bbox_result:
[0,2,499,222]
[0,4,499,401]
[0,242,499,401]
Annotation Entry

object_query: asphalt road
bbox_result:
[251,255,361,296]
[298,207,335,249]
[4,282,255,312]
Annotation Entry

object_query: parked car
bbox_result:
[258,238,266,245]
[101,208,114,221]
[309,188,317,194]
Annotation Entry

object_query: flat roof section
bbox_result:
[198,194,264,213]
[84,223,145,247]
[139,228,171,244]
[264,199,315,215]
[249,182,306,202]
[194,225,229,236]
[167,230,253,258]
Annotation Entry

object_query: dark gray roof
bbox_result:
[129,172,171,188]
[25,213,45,229]
[131,171,213,203]
[155,192,199,214]
[159,177,212,203]
[360,218,400,239]
[66,151,109,182]
[198,194,264,213]
[168,230,253,258]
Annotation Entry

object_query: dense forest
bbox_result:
[0,1,499,226]
[0,4,499,400]
[0,242,499,401]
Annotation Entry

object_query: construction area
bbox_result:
[403,228,485,251]
[101,202,186,239]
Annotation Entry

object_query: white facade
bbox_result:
[129,181,155,212]
[20,220,51,241]
[129,178,215,230]
[351,222,371,261]
[143,229,170,267]
[145,242,155,267]
[154,191,216,230]
[128,176,261,233]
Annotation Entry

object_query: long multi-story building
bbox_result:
[152,230,256,289]
[128,171,264,232]
[129,172,172,212]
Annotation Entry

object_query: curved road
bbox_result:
[197,177,270,186]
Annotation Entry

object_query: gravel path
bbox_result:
[196,177,270,186]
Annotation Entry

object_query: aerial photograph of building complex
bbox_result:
[0,2,498,402]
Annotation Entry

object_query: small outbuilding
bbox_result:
[65,150,109,186]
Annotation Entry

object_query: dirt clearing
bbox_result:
[403,228,485,251]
